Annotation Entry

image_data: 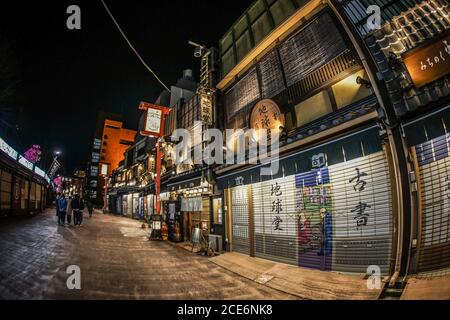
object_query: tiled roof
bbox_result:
[366,0,450,116]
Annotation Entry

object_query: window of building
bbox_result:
[102,149,106,154]
[104,135,108,139]
[270,0,296,26]
[295,91,334,127]
[119,139,134,146]
[0,170,12,210]
[331,70,372,109]
[103,141,107,146]
[21,180,29,209]
[178,95,201,130]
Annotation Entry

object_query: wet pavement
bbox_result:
[0,208,297,300]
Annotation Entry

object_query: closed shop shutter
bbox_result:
[415,133,450,272]
[231,186,250,254]
[229,151,393,274]
[328,151,393,274]
[252,176,298,265]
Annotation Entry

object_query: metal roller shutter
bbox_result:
[252,176,298,265]
[231,186,250,254]
[247,151,393,274]
[328,151,393,275]
[415,133,450,272]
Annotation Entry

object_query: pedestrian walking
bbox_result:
[66,195,73,225]
[57,194,67,227]
[55,193,61,224]
[72,194,85,226]
[87,199,94,218]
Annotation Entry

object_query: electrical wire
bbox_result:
[100,0,171,92]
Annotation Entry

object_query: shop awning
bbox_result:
[216,125,382,189]
[167,177,202,192]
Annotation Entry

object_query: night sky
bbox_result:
[0,0,253,174]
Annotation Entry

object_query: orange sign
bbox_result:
[403,32,450,88]
[250,99,284,130]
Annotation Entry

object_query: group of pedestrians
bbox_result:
[56,193,94,227]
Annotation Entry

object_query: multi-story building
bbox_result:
[87,112,136,204]
[107,70,199,231]
[211,0,450,286]
[338,0,450,275]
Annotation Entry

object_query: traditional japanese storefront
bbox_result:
[1,137,50,217]
[219,125,396,275]
[167,173,213,242]
[403,105,450,272]
[354,0,450,273]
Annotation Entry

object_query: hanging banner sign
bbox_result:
[48,158,61,178]
[0,137,18,160]
[200,94,213,125]
[403,31,450,88]
[139,102,171,138]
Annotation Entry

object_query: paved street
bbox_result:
[0,209,296,300]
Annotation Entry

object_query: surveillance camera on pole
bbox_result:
[188,40,210,58]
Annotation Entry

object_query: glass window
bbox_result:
[248,0,265,22]
[21,180,29,209]
[331,70,372,109]
[1,170,12,209]
[295,91,334,127]
[236,31,252,62]
[234,15,249,38]
[270,0,295,26]
[220,32,233,54]
[30,182,36,201]
[252,12,272,45]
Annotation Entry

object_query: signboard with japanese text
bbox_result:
[18,155,34,171]
[250,99,284,131]
[145,108,162,135]
[403,32,450,88]
[200,94,213,125]
[252,176,297,237]
[101,163,108,176]
[0,137,18,160]
[34,166,46,178]
[139,102,171,138]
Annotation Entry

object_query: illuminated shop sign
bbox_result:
[101,163,108,176]
[0,137,18,160]
[34,166,46,178]
[145,108,162,135]
[404,32,450,88]
[200,94,213,125]
[250,99,285,131]
[18,155,34,170]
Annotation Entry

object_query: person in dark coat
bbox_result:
[86,199,94,218]
[57,194,68,227]
[72,194,85,226]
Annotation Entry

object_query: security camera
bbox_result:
[194,47,203,58]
